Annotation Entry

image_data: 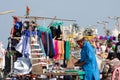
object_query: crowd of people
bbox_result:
[1,28,120,80]
[74,33,120,80]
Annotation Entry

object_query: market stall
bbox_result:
[5,15,86,80]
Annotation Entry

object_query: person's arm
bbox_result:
[102,63,110,77]
[75,61,86,66]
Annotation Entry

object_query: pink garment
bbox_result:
[112,67,120,80]
[53,40,64,60]
[55,40,62,60]
[53,40,59,59]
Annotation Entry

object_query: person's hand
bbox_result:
[75,62,83,66]
[104,59,110,63]
[74,62,80,66]
[74,60,80,66]
[74,61,85,66]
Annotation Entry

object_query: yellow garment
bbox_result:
[61,41,64,60]
[85,36,95,40]
[58,40,64,60]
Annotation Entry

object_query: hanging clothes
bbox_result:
[7,38,19,51]
[50,21,63,40]
[53,39,59,59]
[12,21,22,37]
[48,33,55,58]
[15,30,31,58]
[50,25,62,40]
[30,29,46,57]
[60,41,65,60]
[41,32,47,56]
[50,26,57,39]
[37,26,55,58]
[65,41,70,60]
[53,40,65,60]
[39,37,46,56]
[14,57,32,75]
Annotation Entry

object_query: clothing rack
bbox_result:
[12,16,76,22]
[9,15,76,76]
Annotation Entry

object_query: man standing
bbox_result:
[74,35,100,80]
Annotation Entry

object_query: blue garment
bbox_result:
[16,30,31,58]
[39,38,46,56]
[80,41,100,80]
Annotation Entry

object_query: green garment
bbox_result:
[65,41,70,60]
[37,25,51,33]
[51,21,63,28]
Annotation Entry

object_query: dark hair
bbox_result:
[107,39,113,47]
[107,52,116,60]
[118,33,120,38]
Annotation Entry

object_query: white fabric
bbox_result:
[15,35,31,57]
[96,55,105,72]
[101,45,106,52]
[0,42,6,69]
[14,57,32,75]
[74,34,83,41]
[15,36,24,53]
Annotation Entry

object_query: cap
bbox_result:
[74,35,84,42]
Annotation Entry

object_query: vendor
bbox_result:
[74,35,100,80]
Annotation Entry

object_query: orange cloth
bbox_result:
[60,41,64,60]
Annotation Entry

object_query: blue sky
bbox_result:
[0,0,120,47]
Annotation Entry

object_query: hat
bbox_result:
[74,35,84,42]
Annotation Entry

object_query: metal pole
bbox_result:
[97,21,108,36]
[0,10,15,15]
[108,16,120,34]
[103,21,108,31]
[12,16,76,22]
[116,17,120,33]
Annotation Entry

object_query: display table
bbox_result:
[39,70,85,80]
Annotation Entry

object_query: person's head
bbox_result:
[106,52,116,60]
[75,35,85,48]
[118,33,120,42]
[106,39,113,48]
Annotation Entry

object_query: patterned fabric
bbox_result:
[102,58,120,80]
[112,67,120,80]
